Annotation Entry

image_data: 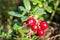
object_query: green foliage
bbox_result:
[21,37,30,40]
[45,6,53,13]
[13,24,21,30]
[21,16,29,22]
[32,35,38,40]
[18,6,26,16]
[19,29,28,37]
[8,11,21,17]
[32,6,46,14]
[23,0,31,11]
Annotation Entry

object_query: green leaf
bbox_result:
[21,37,29,40]
[32,35,38,40]
[43,1,48,7]
[30,0,39,2]
[18,6,26,11]
[13,24,22,30]
[45,6,53,13]
[18,6,26,17]
[8,11,22,17]
[32,6,39,14]
[21,16,29,22]
[23,0,31,11]
[2,32,6,37]
[38,2,43,7]
[6,29,12,39]
[32,6,46,14]
[30,0,39,5]
[36,8,46,14]
[19,29,28,37]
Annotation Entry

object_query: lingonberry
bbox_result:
[37,29,44,36]
[40,22,48,30]
[37,26,41,30]
[31,24,38,32]
[26,17,36,26]
[38,20,43,24]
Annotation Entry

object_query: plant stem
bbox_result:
[50,0,59,20]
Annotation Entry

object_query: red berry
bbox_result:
[38,20,43,24]
[37,29,44,36]
[37,26,41,30]
[26,17,36,26]
[40,22,48,30]
[31,24,38,32]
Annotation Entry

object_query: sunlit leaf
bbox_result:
[32,35,38,40]
[6,29,12,39]
[30,0,39,5]
[18,6,26,16]
[23,0,31,11]
[19,29,28,37]
[21,37,29,40]
[19,6,26,11]
[35,8,46,14]
[8,11,22,17]
[43,1,48,7]
[32,6,46,14]
[13,24,21,30]
[45,6,53,13]
[21,16,29,22]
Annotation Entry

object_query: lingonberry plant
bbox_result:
[0,0,59,40]
[7,0,49,39]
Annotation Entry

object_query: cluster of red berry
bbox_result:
[26,17,48,37]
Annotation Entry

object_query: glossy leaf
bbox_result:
[35,8,46,14]
[30,0,39,2]
[38,2,43,7]
[32,6,46,14]
[8,11,22,17]
[21,37,29,40]
[18,6,26,11]
[45,6,53,13]
[32,35,38,40]
[13,24,21,30]
[30,0,39,5]
[19,29,28,37]
[18,6,26,17]
[23,0,31,11]
[21,16,29,22]
[43,1,48,7]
